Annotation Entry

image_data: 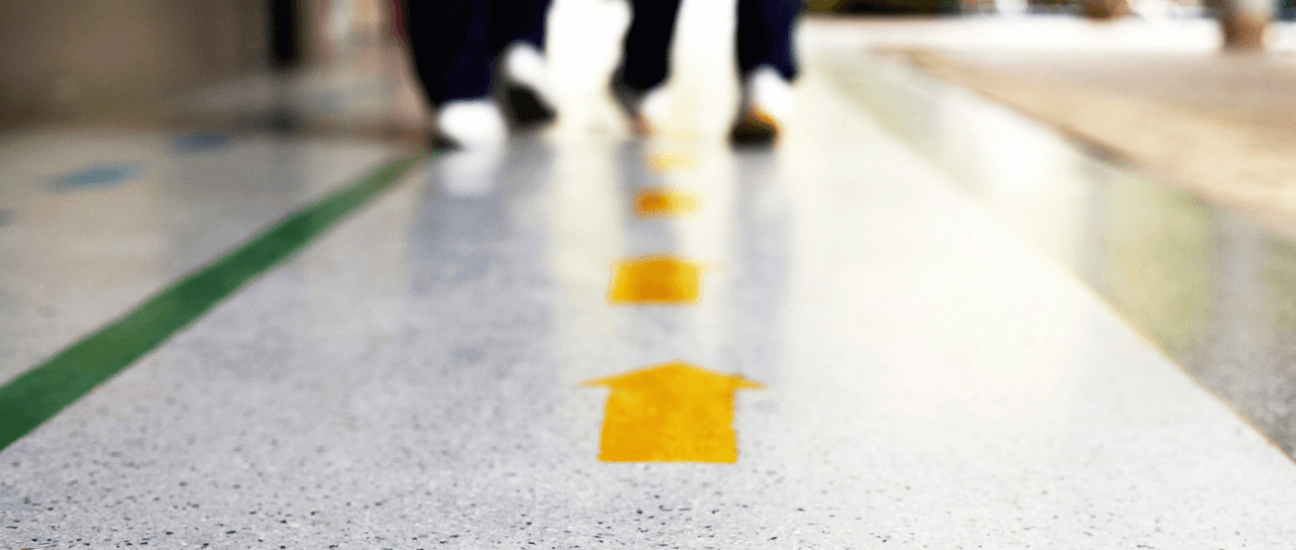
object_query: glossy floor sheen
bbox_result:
[813,38,1296,458]
[4,16,1296,550]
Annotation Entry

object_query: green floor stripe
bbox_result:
[0,154,424,452]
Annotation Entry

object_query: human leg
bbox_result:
[404,0,495,105]
[404,0,506,147]
[730,0,800,143]
[609,0,684,132]
[618,0,684,92]
[494,0,557,124]
[735,0,799,81]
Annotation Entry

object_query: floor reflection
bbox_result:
[828,50,1296,456]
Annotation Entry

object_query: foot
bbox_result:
[610,69,669,135]
[435,99,507,149]
[730,66,794,145]
[500,42,557,125]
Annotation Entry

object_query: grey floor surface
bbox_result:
[3,19,1296,549]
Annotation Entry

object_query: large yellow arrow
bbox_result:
[583,361,764,463]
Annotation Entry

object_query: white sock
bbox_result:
[437,99,506,148]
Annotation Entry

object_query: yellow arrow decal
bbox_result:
[583,361,764,463]
[635,188,699,217]
[608,255,702,304]
[647,153,696,171]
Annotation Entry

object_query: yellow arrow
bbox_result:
[608,255,703,304]
[647,153,696,172]
[583,361,764,463]
[635,188,699,217]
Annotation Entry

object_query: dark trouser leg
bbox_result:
[735,0,799,81]
[405,0,494,106]
[498,0,551,51]
[620,0,684,91]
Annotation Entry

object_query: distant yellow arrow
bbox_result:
[635,188,698,217]
[583,361,764,463]
[648,153,696,172]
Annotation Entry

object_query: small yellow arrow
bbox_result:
[583,361,764,463]
[635,188,699,217]
[608,255,702,304]
[647,153,696,171]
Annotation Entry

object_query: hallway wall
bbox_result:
[0,0,274,128]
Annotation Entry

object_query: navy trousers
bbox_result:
[404,0,551,105]
[619,0,800,92]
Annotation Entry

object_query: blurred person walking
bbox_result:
[402,0,556,148]
[611,0,799,143]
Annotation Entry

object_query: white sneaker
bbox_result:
[731,65,794,144]
[639,86,670,132]
[501,42,556,124]
[504,43,550,98]
[437,99,507,149]
[747,65,795,123]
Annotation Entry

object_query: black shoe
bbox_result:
[500,82,556,127]
[729,106,779,145]
[496,44,557,128]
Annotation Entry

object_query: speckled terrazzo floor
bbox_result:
[3,14,1296,549]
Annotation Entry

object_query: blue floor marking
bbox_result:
[49,162,144,191]
[171,131,236,154]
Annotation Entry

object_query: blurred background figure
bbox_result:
[401,0,557,148]
[611,0,800,143]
